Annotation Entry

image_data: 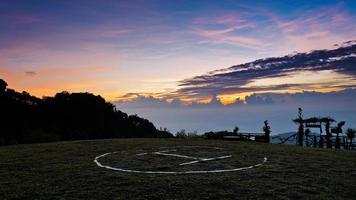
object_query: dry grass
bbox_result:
[0,138,355,199]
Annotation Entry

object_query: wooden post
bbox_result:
[313,135,317,147]
[325,120,332,148]
[319,121,323,148]
[335,133,340,149]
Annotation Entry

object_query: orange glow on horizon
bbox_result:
[217,87,346,105]
[1,61,354,104]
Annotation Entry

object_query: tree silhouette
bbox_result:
[176,129,187,138]
[346,128,355,149]
[0,79,7,93]
[233,126,239,134]
[263,120,271,143]
[0,80,172,145]
[293,108,304,146]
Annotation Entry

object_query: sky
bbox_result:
[1,0,356,134]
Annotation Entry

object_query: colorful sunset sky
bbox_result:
[1,0,356,105]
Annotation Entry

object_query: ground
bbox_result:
[0,138,355,199]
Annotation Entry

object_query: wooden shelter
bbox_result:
[293,108,346,149]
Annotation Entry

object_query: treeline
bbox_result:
[0,79,173,145]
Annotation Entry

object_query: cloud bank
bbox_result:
[115,89,356,134]
[115,89,356,109]
[175,41,356,101]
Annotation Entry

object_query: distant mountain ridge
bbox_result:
[271,132,320,145]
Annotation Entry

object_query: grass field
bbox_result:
[0,139,355,199]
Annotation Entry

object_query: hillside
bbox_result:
[0,139,355,199]
[0,79,173,145]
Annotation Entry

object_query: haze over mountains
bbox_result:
[116,41,356,134]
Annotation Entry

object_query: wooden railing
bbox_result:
[223,132,268,142]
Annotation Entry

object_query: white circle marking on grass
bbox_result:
[94,146,267,174]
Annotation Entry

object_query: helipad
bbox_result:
[94,146,267,174]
